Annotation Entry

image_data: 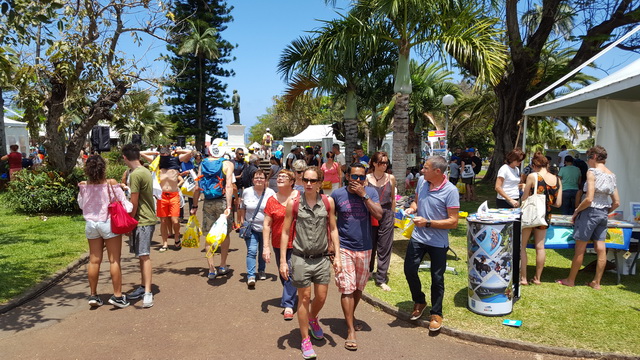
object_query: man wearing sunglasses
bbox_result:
[330,163,383,351]
[403,156,459,332]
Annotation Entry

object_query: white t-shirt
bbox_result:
[334,152,346,167]
[240,187,275,232]
[558,150,569,167]
[496,164,520,200]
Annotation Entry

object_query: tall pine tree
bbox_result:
[165,0,235,151]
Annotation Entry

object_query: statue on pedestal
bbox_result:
[231,89,241,124]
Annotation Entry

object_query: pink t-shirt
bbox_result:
[77,183,132,222]
[321,162,340,183]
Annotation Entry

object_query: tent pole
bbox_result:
[522,115,528,165]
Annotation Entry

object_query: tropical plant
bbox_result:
[165,0,235,152]
[111,90,174,146]
[350,0,506,192]
[278,13,396,159]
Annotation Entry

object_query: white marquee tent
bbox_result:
[4,117,30,154]
[282,124,344,155]
[524,58,640,220]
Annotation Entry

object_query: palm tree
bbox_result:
[112,90,173,145]
[351,0,506,192]
[278,14,395,158]
[178,19,219,150]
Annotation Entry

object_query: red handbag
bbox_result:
[107,184,138,234]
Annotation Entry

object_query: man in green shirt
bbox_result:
[558,155,582,215]
[122,144,158,308]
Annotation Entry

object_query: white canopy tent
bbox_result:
[4,117,30,154]
[282,124,344,155]
[524,58,640,220]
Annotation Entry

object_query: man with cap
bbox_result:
[191,140,235,279]
[262,128,274,158]
[286,146,301,170]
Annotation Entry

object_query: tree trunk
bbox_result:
[44,76,127,176]
[196,55,204,151]
[0,87,6,158]
[393,93,409,194]
[486,79,529,183]
[343,89,358,163]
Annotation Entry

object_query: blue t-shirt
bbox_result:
[181,159,194,172]
[331,186,380,251]
[412,176,460,248]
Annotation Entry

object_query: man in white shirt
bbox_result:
[557,145,569,168]
[332,143,346,173]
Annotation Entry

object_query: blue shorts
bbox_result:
[573,207,608,242]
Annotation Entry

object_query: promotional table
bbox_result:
[466,211,519,316]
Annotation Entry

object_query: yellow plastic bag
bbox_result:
[149,156,160,173]
[402,217,415,239]
[182,215,202,248]
[456,181,466,195]
[205,214,227,257]
[180,170,197,197]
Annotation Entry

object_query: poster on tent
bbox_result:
[467,220,514,316]
[428,130,447,157]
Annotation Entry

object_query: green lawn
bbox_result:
[366,182,640,355]
[0,194,88,304]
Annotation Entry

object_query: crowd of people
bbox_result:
[72,137,619,359]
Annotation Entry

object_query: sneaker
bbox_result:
[88,295,103,307]
[127,286,145,300]
[429,314,443,331]
[208,269,218,279]
[410,303,427,321]
[258,271,267,280]
[108,295,130,309]
[247,276,256,288]
[308,317,324,340]
[301,337,316,359]
[142,292,154,308]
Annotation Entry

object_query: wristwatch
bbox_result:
[426,219,432,228]
[362,194,370,201]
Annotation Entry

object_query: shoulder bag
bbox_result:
[520,174,547,229]
[107,184,138,234]
[239,189,266,240]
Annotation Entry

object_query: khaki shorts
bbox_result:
[290,254,331,288]
[203,198,231,235]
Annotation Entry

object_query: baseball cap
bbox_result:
[266,128,270,131]
[209,138,229,157]
[467,148,476,153]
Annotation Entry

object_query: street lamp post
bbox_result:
[442,94,455,159]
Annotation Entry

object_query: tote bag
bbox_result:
[520,174,547,229]
[107,185,138,234]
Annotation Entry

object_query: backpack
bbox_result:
[461,164,475,178]
[239,163,257,189]
[291,193,333,252]
[265,134,272,143]
[199,158,226,199]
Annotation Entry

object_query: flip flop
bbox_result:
[174,240,182,250]
[555,279,574,287]
[345,340,358,351]
[159,246,168,253]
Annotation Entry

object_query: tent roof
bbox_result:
[4,117,27,127]
[283,124,343,144]
[524,58,640,117]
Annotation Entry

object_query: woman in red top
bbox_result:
[2,145,23,180]
[262,169,299,320]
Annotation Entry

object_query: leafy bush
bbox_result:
[5,169,84,214]
[106,164,128,182]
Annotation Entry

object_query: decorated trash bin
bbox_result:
[466,215,515,316]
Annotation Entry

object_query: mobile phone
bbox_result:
[502,319,522,327]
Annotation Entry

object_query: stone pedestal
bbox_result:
[227,124,246,149]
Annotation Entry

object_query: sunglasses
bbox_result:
[302,177,319,184]
[377,161,389,165]
[296,171,304,174]
[350,174,366,181]
[237,153,244,156]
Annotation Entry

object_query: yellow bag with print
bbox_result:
[182,215,202,248]
[456,181,466,194]
[402,217,415,239]
[205,214,227,257]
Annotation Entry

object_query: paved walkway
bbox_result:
[0,219,578,359]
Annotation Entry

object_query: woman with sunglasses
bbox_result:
[238,169,276,288]
[321,151,342,196]
[292,159,307,192]
[280,166,341,359]
[366,152,396,292]
[263,169,299,320]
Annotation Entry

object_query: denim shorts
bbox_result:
[573,207,609,242]
[85,219,118,239]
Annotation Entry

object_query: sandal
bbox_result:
[159,246,168,252]
[174,240,182,250]
[344,339,358,351]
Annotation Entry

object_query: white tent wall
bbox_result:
[595,99,640,219]
[4,118,30,154]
